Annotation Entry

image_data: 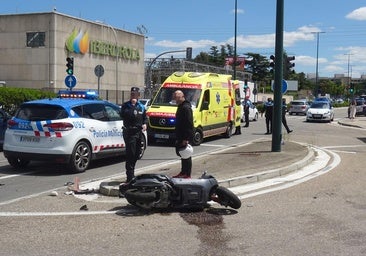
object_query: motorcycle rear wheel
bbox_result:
[214,186,241,209]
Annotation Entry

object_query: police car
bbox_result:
[3,90,147,173]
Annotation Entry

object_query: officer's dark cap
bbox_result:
[130,87,139,93]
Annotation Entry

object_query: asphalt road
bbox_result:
[1,107,366,256]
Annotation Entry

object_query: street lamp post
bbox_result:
[311,31,325,97]
[97,21,119,104]
[109,26,119,104]
[345,53,354,96]
[233,0,237,80]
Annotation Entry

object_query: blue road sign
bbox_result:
[65,75,77,88]
[282,79,288,94]
[271,79,288,94]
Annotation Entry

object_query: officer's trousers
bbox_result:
[123,131,142,182]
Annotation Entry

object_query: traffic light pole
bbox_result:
[272,0,284,152]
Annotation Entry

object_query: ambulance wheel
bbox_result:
[223,123,233,138]
[192,128,203,146]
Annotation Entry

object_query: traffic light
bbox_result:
[66,57,74,75]
[244,79,249,89]
[349,83,354,94]
[186,47,192,60]
[269,55,275,68]
[287,56,295,69]
[243,79,249,96]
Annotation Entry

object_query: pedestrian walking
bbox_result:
[172,90,194,178]
[120,87,147,183]
[264,97,273,134]
[349,99,356,119]
[282,98,293,133]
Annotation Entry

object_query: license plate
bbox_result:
[20,136,40,143]
[313,114,322,118]
[154,134,169,139]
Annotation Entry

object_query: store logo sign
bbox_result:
[65,29,89,54]
[65,28,140,61]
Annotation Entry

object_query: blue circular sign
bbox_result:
[282,79,288,94]
[271,79,288,94]
[64,75,77,88]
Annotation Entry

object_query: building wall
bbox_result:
[0,12,145,104]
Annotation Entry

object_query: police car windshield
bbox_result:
[153,88,201,107]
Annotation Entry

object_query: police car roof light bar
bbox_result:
[58,90,99,100]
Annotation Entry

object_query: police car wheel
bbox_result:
[69,140,91,173]
[7,157,30,169]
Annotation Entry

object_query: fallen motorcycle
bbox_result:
[119,172,241,210]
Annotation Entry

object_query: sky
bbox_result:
[3,0,366,79]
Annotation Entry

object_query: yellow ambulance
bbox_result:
[146,72,242,145]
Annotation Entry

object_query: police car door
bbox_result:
[82,103,124,154]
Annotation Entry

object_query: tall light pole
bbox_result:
[233,0,237,80]
[311,31,325,97]
[345,53,353,84]
[345,53,354,96]
[109,26,119,104]
[97,21,119,104]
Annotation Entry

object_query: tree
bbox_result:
[243,52,271,83]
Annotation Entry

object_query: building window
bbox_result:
[26,32,46,47]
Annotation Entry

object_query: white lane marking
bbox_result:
[0,171,39,180]
[200,143,226,147]
[322,144,366,149]
[331,150,356,154]
[234,147,340,200]
[0,208,138,217]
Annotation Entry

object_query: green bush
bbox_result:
[0,87,56,115]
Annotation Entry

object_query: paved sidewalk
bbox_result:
[338,116,366,129]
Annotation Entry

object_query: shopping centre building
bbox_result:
[0,11,145,104]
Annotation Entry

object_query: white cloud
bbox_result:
[334,46,366,63]
[296,55,327,66]
[152,25,322,52]
[154,39,216,49]
[346,7,366,20]
[232,8,244,14]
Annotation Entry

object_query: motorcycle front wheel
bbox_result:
[214,186,241,209]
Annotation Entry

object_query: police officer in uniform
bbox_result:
[282,98,293,133]
[264,97,273,134]
[243,98,250,127]
[120,87,147,182]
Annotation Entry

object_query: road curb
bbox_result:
[98,143,316,197]
[218,145,315,188]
